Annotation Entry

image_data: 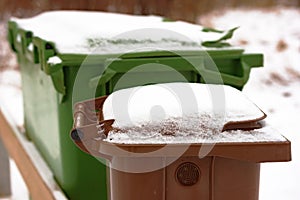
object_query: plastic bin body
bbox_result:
[7,18,263,200]
[71,128,290,200]
[108,156,260,200]
[70,96,291,200]
[72,134,290,200]
[14,47,108,199]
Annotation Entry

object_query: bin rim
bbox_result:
[71,124,291,163]
[99,138,291,162]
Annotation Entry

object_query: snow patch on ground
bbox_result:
[0,159,29,200]
[0,70,23,127]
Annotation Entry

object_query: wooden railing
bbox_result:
[0,109,67,200]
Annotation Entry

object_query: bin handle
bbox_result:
[70,96,115,159]
[70,119,115,159]
[197,59,252,88]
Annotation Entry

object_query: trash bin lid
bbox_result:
[11,11,241,55]
[102,83,267,130]
[70,83,291,163]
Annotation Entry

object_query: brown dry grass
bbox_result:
[269,72,289,86]
[276,39,288,52]
[286,67,300,80]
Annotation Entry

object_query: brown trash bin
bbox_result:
[70,96,291,200]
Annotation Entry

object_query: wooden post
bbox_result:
[0,136,11,197]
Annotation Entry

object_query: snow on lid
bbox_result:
[103,82,265,128]
[47,56,62,65]
[103,115,286,144]
[102,82,285,144]
[11,11,237,54]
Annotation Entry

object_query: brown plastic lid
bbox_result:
[70,96,291,163]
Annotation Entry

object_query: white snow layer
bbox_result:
[103,82,265,128]
[102,83,285,144]
[0,70,23,127]
[104,116,285,144]
[11,11,235,54]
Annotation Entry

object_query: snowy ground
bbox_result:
[0,7,299,200]
[199,8,300,200]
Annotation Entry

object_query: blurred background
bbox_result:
[0,0,300,21]
[0,1,299,200]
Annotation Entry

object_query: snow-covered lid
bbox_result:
[95,82,289,144]
[11,11,239,54]
[103,82,266,129]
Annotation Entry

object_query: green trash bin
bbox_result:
[7,11,263,200]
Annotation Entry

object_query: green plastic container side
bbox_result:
[8,21,108,199]
[16,51,108,200]
[7,19,263,200]
[60,66,108,200]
